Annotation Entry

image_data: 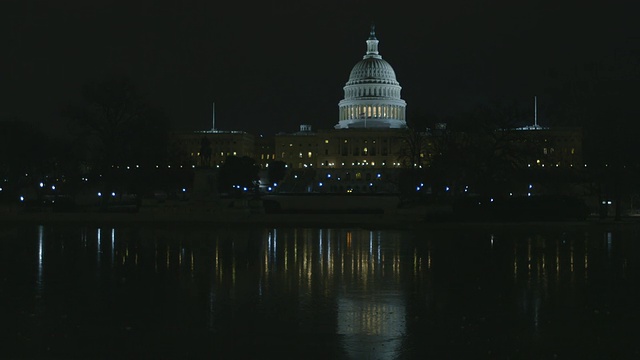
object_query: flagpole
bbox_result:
[534,96,537,127]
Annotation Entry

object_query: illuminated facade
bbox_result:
[275,126,414,192]
[274,27,412,193]
[512,126,583,168]
[255,135,276,169]
[175,130,255,167]
[335,26,407,130]
[173,26,583,195]
[275,125,320,170]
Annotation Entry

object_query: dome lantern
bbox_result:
[364,25,381,59]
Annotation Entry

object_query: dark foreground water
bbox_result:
[1,222,639,359]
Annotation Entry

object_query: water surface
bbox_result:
[1,223,639,359]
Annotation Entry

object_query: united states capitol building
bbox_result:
[176,27,583,194]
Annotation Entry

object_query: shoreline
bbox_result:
[0,209,422,228]
[1,208,639,230]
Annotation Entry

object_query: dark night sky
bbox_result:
[2,0,637,136]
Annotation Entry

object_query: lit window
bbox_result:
[299,152,303,158]
[307,151,312,158]
[325,139,329,144]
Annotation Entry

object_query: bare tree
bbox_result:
[64,76,171,208]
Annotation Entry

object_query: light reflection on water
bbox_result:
[36,225,44,297]
[2,224,640,358]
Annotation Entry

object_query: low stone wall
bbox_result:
[261,194,401,213]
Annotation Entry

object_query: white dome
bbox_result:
[346,58,399,86]
[335,26,407,130]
